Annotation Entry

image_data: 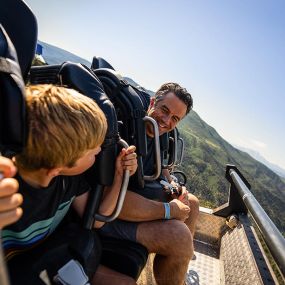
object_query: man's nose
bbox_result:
[162,114,172,126]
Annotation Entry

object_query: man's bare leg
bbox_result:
[137,219,193,285]
[184,193,199,236]
[92,265,137,285]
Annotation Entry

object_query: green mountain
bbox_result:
[177,111,285,234]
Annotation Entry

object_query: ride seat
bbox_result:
[91,59,151,280]
[0,0,37,80]
[0,25,27,155]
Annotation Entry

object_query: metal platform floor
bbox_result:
[185,240,222,285]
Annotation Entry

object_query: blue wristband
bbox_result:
[164,203,171,219]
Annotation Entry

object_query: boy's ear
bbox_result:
[47,167,62,178]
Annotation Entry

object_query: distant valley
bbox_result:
[234,146,285,179]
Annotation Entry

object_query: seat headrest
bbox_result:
[91,56,115,71]
[0,25,27,155]
[0,0,38,79]
[30,62,119,186]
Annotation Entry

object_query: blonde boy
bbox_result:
[2,84,137,285]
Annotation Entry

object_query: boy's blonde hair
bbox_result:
[16,84,107,170]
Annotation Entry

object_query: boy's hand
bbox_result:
[0,156,23,229]
[116,145,137,176]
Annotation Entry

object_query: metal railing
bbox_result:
[227,166,285,277]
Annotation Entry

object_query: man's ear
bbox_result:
[47,167,62,178]
[148,97,155,111]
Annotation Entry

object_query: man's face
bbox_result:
[59,146,101,176]
[147,92,187,136]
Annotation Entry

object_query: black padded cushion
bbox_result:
[0,24,27,155]
[100,237,148,280]
[91,56,115,70]
[30,63,118,186]
[0,0,37,79]
[94,68,149,189]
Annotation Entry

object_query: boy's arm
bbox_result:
[0,156,23,229]
[72,146,137,228]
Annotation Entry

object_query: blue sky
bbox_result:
[25,0,285,169]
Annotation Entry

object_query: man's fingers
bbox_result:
[0,193,23,211]
[0,208,23,229]
[0,178,19,197]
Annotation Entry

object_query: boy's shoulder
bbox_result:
[17,174,90,196]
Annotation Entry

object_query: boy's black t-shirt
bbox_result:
[2,174,90,260]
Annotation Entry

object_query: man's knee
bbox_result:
[137,220,193,257]
[166,220,193,258]
[188,194,199,212]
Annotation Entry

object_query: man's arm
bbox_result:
[118,190,190,222]
[162,168,172,183]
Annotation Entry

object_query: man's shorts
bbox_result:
[99,181,169,242]
[99,219,138,242]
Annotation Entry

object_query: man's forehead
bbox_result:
[158,92,187,111]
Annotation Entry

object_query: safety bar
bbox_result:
[143,116,161,181]
[164,128,185,170]
[176,136,185,166]
[84,139,130,227]
[94,139,130,222]
[0,173,10,285]
[0,233,9,285]
[165,136,176,169]
[228,168,285,277]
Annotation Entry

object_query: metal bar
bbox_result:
[229,169,285,276]
[0,233,10,285]
[143,116,161,181]
[94,139,130,222]
[176,137,184,166]
[0,172,10,285]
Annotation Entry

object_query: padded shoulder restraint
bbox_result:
[94,68,148,154]
[0,0,37,79]
[30,62,118,186]
[93,68,150,188]
[0,25,27,155]
[91,56,115,70]
[30,63,120,229]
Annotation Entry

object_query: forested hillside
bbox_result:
[178,111,285,234]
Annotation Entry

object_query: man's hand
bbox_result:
[169,199,190,222]
[115,145,137,177]
[0,156,23,229]
[178,186,190,207]
[169,179,190,206]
